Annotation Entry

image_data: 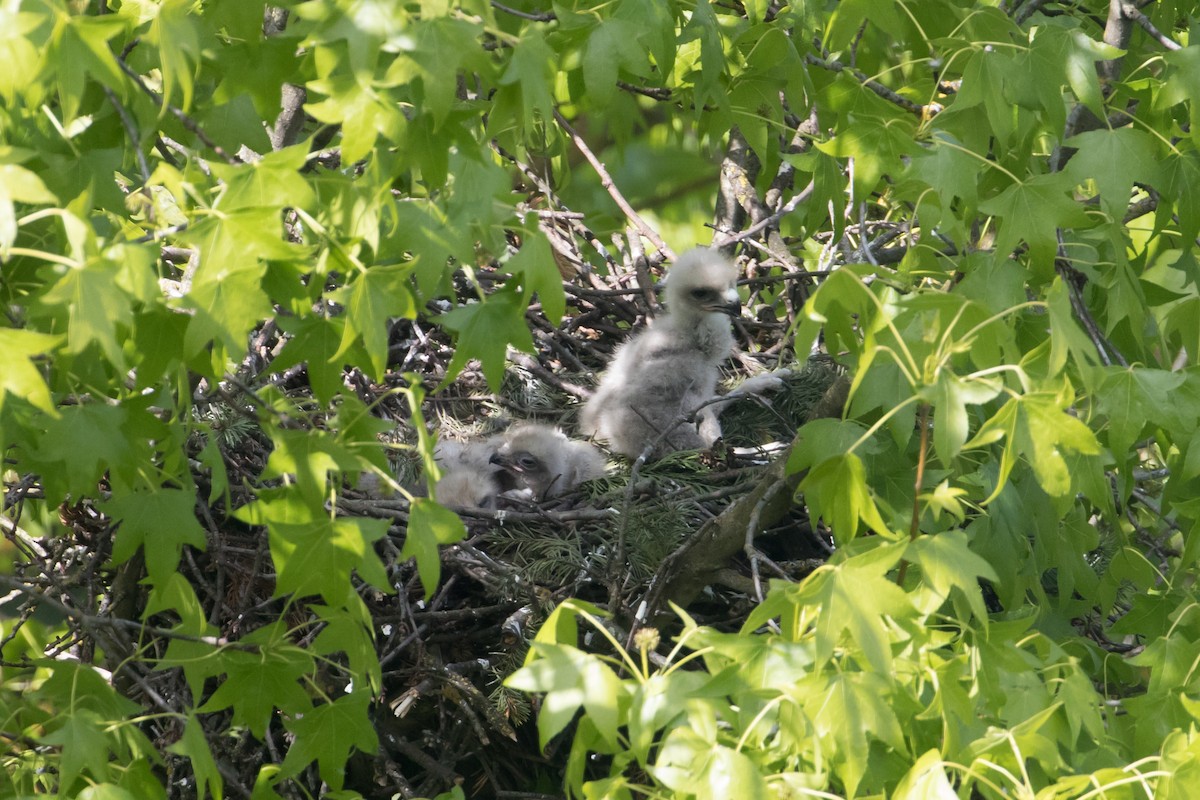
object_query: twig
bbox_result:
[553,109,675,261]
[711,179,816,248]
[102,86,151,183]
[1120,2,1180,50]
[114,45,238,164]
[805,51,928,117]
[492,1,556,21]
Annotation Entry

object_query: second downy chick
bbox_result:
[488,423,607,501]
[434,423,606,507]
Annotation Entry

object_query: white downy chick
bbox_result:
[488,423,607,500]
[432,437,508,509]
[433,424,605,507]
[581,248,783,459]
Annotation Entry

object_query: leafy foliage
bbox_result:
[2,0,1200,798]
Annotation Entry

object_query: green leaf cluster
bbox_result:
[3,0,1200,797]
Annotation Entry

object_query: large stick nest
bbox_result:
[3,249,844,799]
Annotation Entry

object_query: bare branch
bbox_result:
[553,109,675,261]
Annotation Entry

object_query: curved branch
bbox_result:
[553,109,675,261]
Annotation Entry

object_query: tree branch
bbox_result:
[553,109,675,261]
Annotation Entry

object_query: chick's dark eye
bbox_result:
[518,455,540,470]
[690,288,715,301]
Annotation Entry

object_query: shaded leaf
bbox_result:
[403,498,466,600]
[506,642,625,750]
[104,488,207,581]
[280,690,379,792]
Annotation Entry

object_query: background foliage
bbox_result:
[3,0,1200,797]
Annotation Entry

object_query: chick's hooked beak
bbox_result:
[490,451,537,475]
[710,289,741,317]
[715,299,742,316]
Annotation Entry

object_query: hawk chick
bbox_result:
[581,248,778,459]
[489,423,607,500]
[434,423,606,507]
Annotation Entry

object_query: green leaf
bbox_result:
[0,4,43,104]
[439,284,536,390]
[312,600,382,695]
[0,329,60,416]
[654,728,769,800]
[146,0,201,112]
[400,17,487,127]
[816,113,915,200]
[893,749,958,800]
[506,229,565,324]
[262,428,362,501]
[104,488,207,581]
[38,659,141,719]
[78,784,142,800]
[506,642,625,750]
[824,0,903,48]
[791,543,912,673]
[1163,150,1200,244]
[200,622,315,738]
[1046,277,1100,374]
[1062,28,1120,115]
[932,372,1002,464]
[965,391,1100,500]
[269,514,390,604]
[1162,46,1200,143]
[208,146,316,212]
[280,690,379,792]
[908,529,999,620]
[978,173,1091,269]
[389,200,470,297]
[680,0,726,112]
[0,163,57,253]
[798,453,894,544]
[799,671,906,796]
[132,308,189,389]
[168,713,223,800]
[498,27,556,129]
[1089,366,1190,459]
[40,258,133,367]
[1065,128,1161,220]
[307,74,408,163]
[905,134,981,213]
[403,498,466,600]
[181,258,273,369]
[330,263,418,380]
[36,404,130,501]
[271,316,348,403]
[40,709,113,792]
[583,19,647,109]
[51,13,127,122]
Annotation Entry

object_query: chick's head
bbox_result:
[663,248,741,318]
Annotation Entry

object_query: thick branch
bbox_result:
[643,441,804,615]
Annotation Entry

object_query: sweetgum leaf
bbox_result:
[280,691,378,791]
[168,713,223,800]
[506,642,625,750]
[403,498,466,600]
[199,622,314,738]
[793,543,911,673]
[0,329,61,416]
[439,284,536,390]
[268,515,390,604]
[104,488,207,581]
[330,263,418,380]
[1065,128,1161,220]
[978,173,1091,270]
